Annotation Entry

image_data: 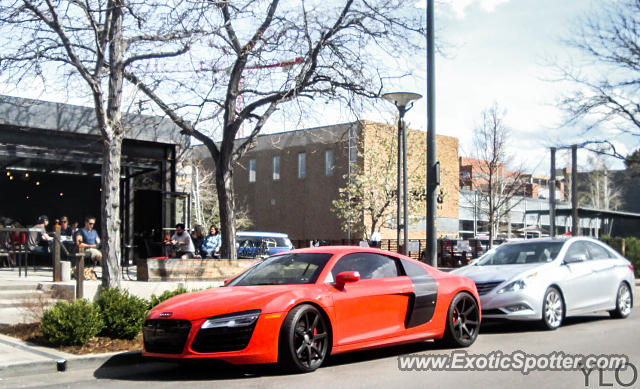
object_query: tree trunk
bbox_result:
[216,161,237,259]
[101,134,123,287]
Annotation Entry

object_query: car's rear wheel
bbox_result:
[610,282,632,319]
[541,287,564,330]
[278,304,329,373]
[439,292,480,347]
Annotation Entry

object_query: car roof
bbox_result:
[236,231,290,238]
[284,245,407,256]
[501,236,608,246]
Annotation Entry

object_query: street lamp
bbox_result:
[382,92,422,255]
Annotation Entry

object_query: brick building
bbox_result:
[194,121,459,242]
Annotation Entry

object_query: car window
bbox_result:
[331,253,400,280]
[584,241,613,260]
[228,253,332,286]
[565,241,590,261]
[476,242,563,265]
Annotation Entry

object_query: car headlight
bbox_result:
[497,279,526,294]
[200,310,261,329]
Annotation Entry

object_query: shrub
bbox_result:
[601,236,640,277]
[40,299,103,346]
[95,287,149,339]
[625,237,640,277]
[148,287,189,309]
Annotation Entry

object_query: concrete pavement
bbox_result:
[0,265,222,378]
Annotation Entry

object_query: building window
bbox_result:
[249,158,256,182]
[325,150,334,176]
[298,152,306,179]
[272,155,280,181]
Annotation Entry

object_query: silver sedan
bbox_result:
[451,237,634,330]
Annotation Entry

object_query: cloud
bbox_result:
[416,0,511,19]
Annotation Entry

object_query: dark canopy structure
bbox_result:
[525,207,640,237]
[0,95,189,258]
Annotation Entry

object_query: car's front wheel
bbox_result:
[541,287,564,330]
[439,292,480,347]
[278,304,329,373]
[610,282,632,319]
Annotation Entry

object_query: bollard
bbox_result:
[60,260,71,282]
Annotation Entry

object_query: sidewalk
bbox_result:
[0,265,222,378]
[0,267,223,326]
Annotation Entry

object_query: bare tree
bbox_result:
[468,103,528,247]
[123,0,424,258]
[332,122,426,239]
[0,1,206,287]
[579,151,622,210]
[556,0,640,157]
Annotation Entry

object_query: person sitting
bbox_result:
[27,215,53,255]
[167,223,195,259]
[191,224,206,258]
[59,216,75,260]
[75,216,102,267]
[201,225,221,258]
[59,216,74,237]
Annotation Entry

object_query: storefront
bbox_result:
[0,95,189,260]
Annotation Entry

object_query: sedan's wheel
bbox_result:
[439,292,480,347]
[610,283,632,319]
[279,304,329,373]
[541,287,564,330]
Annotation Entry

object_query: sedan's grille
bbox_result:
[191,323,257,353]
[143,319,192,354]
[474,281,504,296]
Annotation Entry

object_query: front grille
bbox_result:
[191,323,257,353]
[143,319,192,354]
[474,281,504,296]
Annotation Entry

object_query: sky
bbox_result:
[399,0,634,174]
[2,0,635,175]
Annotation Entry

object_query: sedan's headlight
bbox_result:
[200,310,261,329]
[497,279,526,294]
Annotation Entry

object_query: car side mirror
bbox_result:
[564,254,587,264]
[335,271,360,290]
[223,277,233,286]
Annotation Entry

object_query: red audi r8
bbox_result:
[143,246,481,372]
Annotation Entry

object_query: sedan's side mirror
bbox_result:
[564,254,587,264]
[335,271,360,290]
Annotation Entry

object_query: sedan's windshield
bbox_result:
[476,242,564,266]
[227,253,332,286]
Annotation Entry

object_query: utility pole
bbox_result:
[426,0,438,267]
[549,147,556,237]
[571,145,579,236]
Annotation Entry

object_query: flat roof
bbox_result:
[0,94,187,146]
[525,207,640,220]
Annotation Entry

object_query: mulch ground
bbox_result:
[0,322,143,354]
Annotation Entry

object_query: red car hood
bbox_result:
[148,285,301,321]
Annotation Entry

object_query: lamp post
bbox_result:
[382,92,422,255]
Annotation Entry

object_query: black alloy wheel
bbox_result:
[440,292,480,347]
[279,304,330,373]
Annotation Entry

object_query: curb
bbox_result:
[0,332,144,377]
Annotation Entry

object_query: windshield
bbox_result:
[237,236,292,248]
[227,253,332,286]
[476,242,564,266]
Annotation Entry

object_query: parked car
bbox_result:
[143,246,481,372]
[451,237,634,330]
[235,231,294,258]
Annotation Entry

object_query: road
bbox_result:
[2,287,639,389]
